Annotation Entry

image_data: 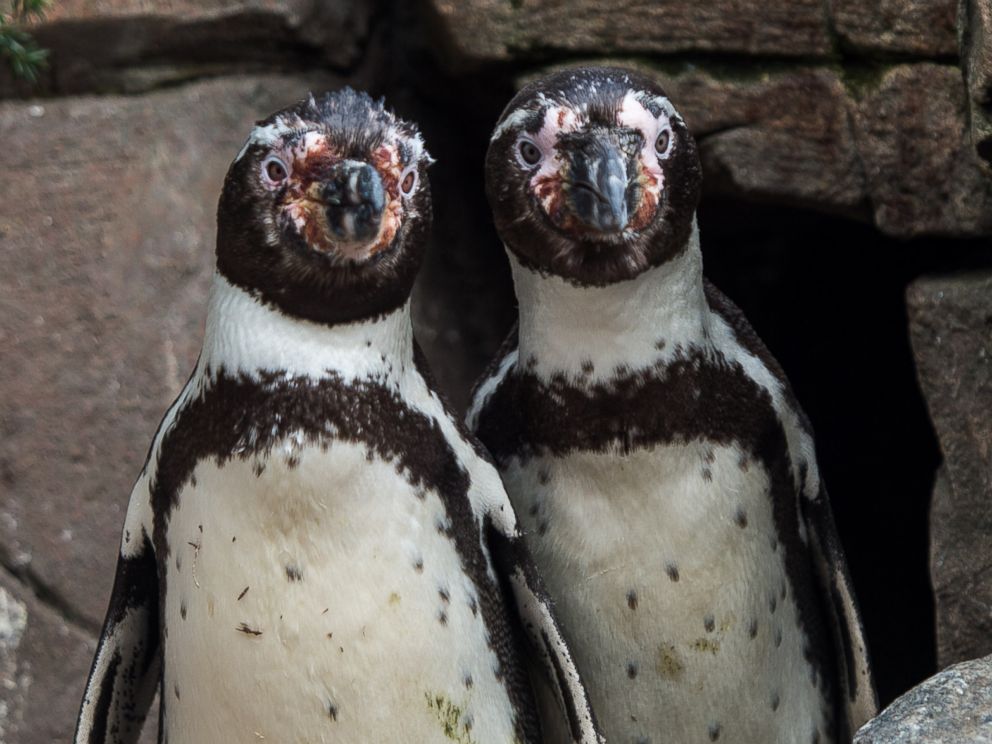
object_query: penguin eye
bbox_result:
[655,130,671,156]
[262,156,289,186]
[518,139,542,166]
[400,165,418,196]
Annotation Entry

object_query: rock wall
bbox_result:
[0,0,989,740]
[908,272,992,669]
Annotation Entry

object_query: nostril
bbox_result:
[572,180,607,204]
[323,163,385,212]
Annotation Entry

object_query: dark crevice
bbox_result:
[0,549,101,637]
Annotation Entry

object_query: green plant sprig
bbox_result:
[1,0,52,83]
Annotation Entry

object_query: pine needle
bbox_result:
[1,0,52,83]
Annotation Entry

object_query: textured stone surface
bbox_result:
[831,0,957,56]
[0,73,346,631]
[907,271,992,668]
[959,0,992,167]
[853,63,992,236]
[427,0,833,66]
[0,570,157,744]
[854,654,992,742]
[653,65,868,218]
[0,0,372,95]
[0,573,94,744]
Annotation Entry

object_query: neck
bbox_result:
[511,219,708,384]
[198,273,414,384]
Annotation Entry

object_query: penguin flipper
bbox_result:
[74,533,160,744]
[803,486,879,738]
[486,522,605,744]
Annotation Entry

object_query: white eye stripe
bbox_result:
[492,107,537,141]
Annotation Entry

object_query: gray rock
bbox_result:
[426,0,833,66]
[959,0,992,168]
[0,0,373,96]
[907,271,992,668]
[853,63,992,237]
[0,569,157,744]
[653,64,868,219]
[831,0,957,56]
[854,654,992,743]
[0,73,347,630]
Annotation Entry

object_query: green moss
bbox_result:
[690,637,721,654]
[425,692,478,744]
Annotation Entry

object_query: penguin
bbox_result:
[74,89,603,744]
[469,66,879,744]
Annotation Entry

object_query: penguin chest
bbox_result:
[161,438,518,744]
[501,441,832,744]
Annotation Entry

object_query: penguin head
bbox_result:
[217,89,433,324]
[486,66,701,286]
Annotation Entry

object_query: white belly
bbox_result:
[161,439,519,743]
[502,440,832,744]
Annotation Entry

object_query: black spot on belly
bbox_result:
[253,461,265,477]
[771,691,780,711]
[414,558,424,573]
[769,595,777,614]
[464,673,473,689]
[438,588,450,604]
[701,467,713,481]
[627,590,638,610]
[286,564,303,582]
[748,618,758,638]
[237,586,249,601]
[328,702,338,721]
[538,520,549,535]
[774,627,783,647]
[734,508,748,528]
[708,722,722,741]
[665,562,680,582]
[438,610,448,626]
[655,339,666,351]
[467,596,478,616]
[174,684,180,700]
[538,468,550,485]
[581,360,594,375]
[704,614,715,633]
[180,601,187,620]
[627,661,638,679]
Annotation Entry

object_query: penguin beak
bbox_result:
[562,135,632,235]
[319,160,386,244]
